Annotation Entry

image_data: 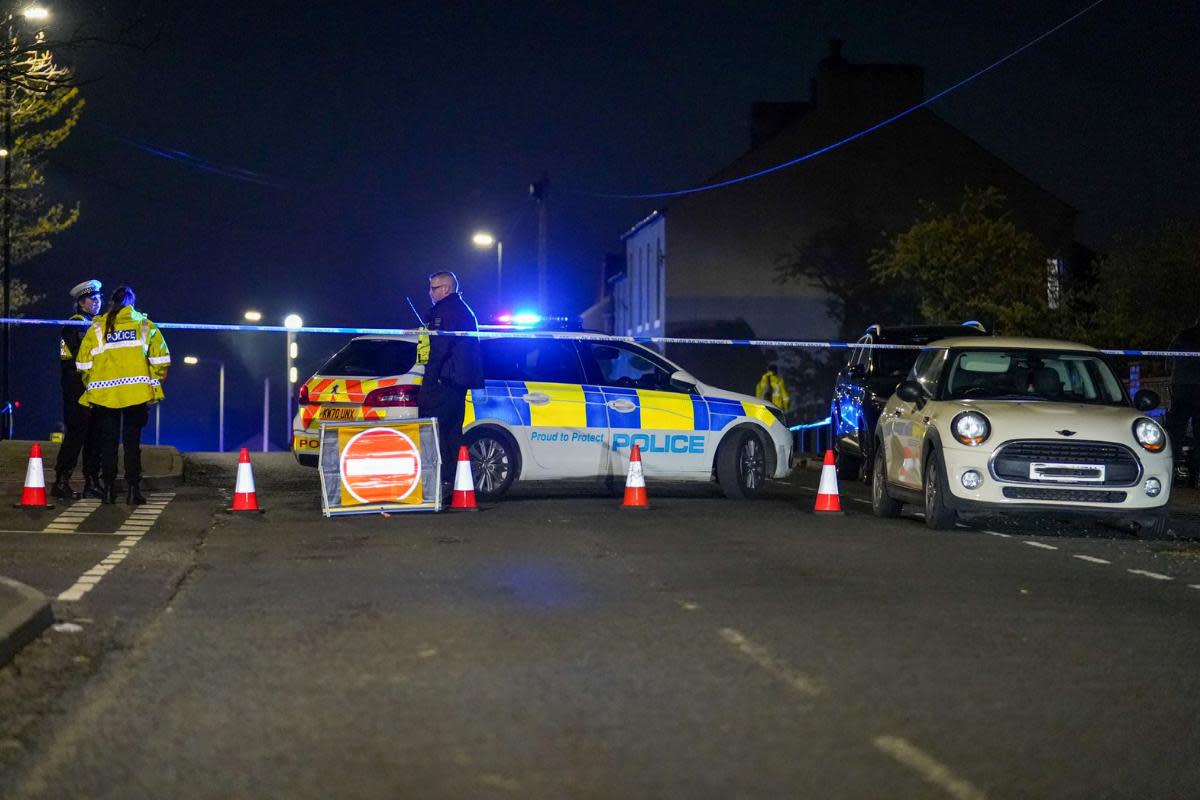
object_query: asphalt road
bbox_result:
[2,455,1200,799]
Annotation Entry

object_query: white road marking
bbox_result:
[1189,585,1200,591]
[39,499,102,534]
[1127,569,1173,582]
[1023,541,1058,550]
[718,628,821,697]
[874,735,988,800]
[57,493,176,602]
[1073,555,1111,565]
[983,530,1011,538]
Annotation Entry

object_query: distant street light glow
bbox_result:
[283,313,303,330]
[243,310,262,322]
[183,355,199,365]
[471,231,495,248]
[21,6,50,21]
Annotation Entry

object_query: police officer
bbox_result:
[76,286,171,504]
[53,280,105,500]
[755,362,792,414]
[417,271,483,488]
[1167,314,1200,487]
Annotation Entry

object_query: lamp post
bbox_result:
[183,355,226,452]
[472,231,502,306]
[283,313,302,449]
[1,5,49,436]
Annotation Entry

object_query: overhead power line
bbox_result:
[575,0,1106,201]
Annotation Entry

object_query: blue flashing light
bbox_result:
[511,311,542,326]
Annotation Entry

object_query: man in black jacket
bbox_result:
[53,279,104,500]
[418,271,484,486]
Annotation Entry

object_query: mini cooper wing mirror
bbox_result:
[1133,388,1160,411]
[670,370,698,392]
[895,380,923,404]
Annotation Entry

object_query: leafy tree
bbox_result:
[869,187,1063,336]
[4,26,83,310]
[1085,220,1200,350]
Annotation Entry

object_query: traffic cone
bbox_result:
[621,444,650,509]
[449,445,478,511]
[227,448,263,512]
[814,449,843,514]
[14,443,53,509]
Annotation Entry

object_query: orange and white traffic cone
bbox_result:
[227,448,262,512]
[621,444,650,509]
[814,449,843,514]
[449,445,478,511]
[14,443,53,509]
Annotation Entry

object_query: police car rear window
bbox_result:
[320,340,417,377]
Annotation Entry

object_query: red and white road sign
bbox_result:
[339,427,423,504]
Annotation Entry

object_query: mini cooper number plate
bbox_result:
[1029,462,1106,483]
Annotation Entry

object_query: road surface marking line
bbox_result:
[1127,569,1173,581]
[874,735,988,800]
[1023,541,1057,550]
[56,495,176,602]
[1073,555,1111,565]
[718,628,821,697]
[1189,584,1200,591]
[983,531,1011,538]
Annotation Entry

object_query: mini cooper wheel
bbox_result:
[923,449,958,530]
[871,447,902,518]
[465,428,517,501]
[717,428,768,499]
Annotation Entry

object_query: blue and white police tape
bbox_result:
[5,317,1200,358]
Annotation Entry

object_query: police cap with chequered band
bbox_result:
[69,280,102,301]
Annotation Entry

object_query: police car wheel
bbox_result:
[717,428,768,499]
[466,428,517,501]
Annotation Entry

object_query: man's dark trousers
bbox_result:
[418,381,467,484]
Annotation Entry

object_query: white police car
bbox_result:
[293,333,793,500]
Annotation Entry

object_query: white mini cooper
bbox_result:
[871,337,1172,537]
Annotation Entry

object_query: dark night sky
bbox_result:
[11,0,1198,449]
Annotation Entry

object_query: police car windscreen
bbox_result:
[321,340,418,377]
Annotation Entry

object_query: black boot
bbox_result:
[82,475,103,500]
[100,479,117,505]
[127,481,146,506]
[51,472,81,501]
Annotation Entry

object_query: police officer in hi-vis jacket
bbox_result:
[76,286,170,505]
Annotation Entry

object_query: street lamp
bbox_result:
[183,355,227,452]
[243,309,262,322]
[472,230,503,306]
[283,313,302,448]
[1,5,50,436]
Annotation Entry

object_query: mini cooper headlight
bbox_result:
[951,411,991,446]
[1133,417,1166,452]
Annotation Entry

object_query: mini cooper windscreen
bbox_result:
[940,349,1126,405]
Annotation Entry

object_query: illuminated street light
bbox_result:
[283,313,303,330]
[183,355,226,452]
[21,7,49,21]
[472,230,503,305]
[243,310,262,322]
[283,314,303,446]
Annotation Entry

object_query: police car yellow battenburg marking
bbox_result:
[525,382,588,428]
[741,402,777,427]
[637,390,695,429]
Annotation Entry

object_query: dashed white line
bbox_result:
[1189,585,1200,591]
[983,530,1011,538]
[1127,569,1173,582]
[1073,555,1111,565]
[718,628,821,697]
[57,492,175,602]
[874,735,988,800]
[1023,541,1058,550]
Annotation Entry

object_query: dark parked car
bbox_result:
[831,322,988,479]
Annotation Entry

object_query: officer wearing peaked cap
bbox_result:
[53,279,104,500]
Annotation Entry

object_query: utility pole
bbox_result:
[530,174,549,309]
[1,18,13,435]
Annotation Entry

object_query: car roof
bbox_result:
[862,322,987,343]
[926,336,1100,351]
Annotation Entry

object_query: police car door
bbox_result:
[482,337,609,477]
[581,342,707,478]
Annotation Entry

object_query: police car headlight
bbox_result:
[1133,417,1166,452]
[951,411,990,446]
[766,406,786,427]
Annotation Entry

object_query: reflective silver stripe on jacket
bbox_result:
[148,355,171,365]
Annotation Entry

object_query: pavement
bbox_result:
[0,439,184,666]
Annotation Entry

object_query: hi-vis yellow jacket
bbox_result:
[76,307,171,408]
[755,370,791,412]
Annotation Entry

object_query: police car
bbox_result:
[292,333,793,500]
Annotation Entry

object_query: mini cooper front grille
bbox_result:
[1002,487,1127,503]
[991,440,1141,486]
